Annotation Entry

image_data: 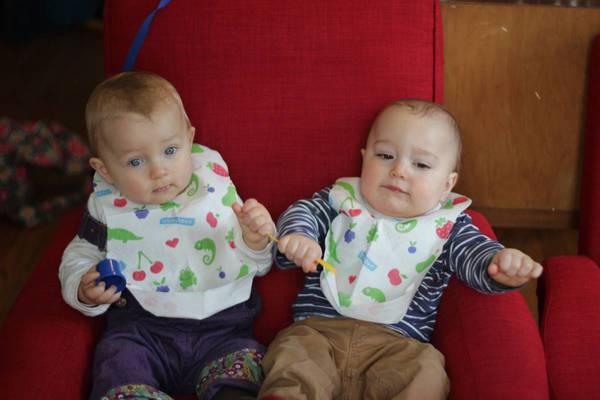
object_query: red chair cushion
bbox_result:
[540,256,600,399]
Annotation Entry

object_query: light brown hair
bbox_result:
[85,71,190,154]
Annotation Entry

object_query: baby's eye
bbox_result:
[128,158,143,167]
[376,153,394,160]
[165,146,177,156]
[414,162,431,169]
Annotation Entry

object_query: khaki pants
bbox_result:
[258,317,448,400]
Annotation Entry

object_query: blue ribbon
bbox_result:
[122,0,172,71]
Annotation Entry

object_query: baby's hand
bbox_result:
[232,199,274,251]
[77,264,122,305]
[488,248,543,287]
[277,234,322,273]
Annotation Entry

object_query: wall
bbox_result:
[442,2,600,228]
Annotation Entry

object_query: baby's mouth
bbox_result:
[153,184,172,193]
[382,184,407,194]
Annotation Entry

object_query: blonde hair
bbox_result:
[85,71,190,154]
[382,99,462,173]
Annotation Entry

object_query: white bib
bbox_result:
[94,144,261,320]
[321,177,471,324]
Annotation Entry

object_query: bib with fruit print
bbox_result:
[320,177,471,324]
[94,144,265,320]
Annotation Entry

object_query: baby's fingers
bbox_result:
[531,263,543,278]
[91,282,120,304]
[99,285,122,304]
[523,261,543,279]
[241,208,271,233]
[79,271,100,299]
[277,235,292,254]
[232,202,243,217]
[290,242,310,267]
[487,262,499,277]
[498,252,520,277]
[297,246,320,273]
[240,198,260,213]
[516,257,535,277]
[279,236,304,261]
[103,286,121,304]
[301,261,319,273]
[81,270,100,286]
[255,219,274,236]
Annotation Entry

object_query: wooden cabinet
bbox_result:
[442,2,600,227]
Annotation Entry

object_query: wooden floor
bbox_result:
[0,25,580,327]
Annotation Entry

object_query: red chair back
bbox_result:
[104,0,444,344]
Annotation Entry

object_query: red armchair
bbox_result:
[0,1,548,399]
[538,34,600,400]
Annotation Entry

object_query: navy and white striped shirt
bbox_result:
[275,186,510,342]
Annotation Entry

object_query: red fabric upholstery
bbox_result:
[0,1,548,399]
[539,256,600,399]
[538,34,600,400]
[433,210,548,400]
[0,207,104,399]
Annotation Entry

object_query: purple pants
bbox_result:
[89,289,265,400]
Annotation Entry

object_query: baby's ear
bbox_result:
[89,157,114,184]
[188,126,196,144]
[444,172,458,194]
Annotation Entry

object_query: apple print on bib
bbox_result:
[320,177,471,324]
[94,145,262,320]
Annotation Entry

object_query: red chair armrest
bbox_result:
[433,278,549,400]
[0,208,102,399]
[539,255,600,399]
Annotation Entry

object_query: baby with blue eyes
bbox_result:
[258,99,542,399]
[78,71,274,306]
[59,71,275,399]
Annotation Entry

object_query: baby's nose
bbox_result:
[390,161,407,178]
[150,160,168,179]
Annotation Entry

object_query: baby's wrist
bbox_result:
[243,235,269,251]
